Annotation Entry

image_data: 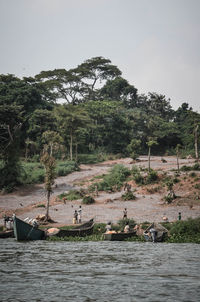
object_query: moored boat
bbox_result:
[46,219,94,238]
[103,231,136,241]
[13,215,45,241]
[0,230,14,239]
[143,222,169,242]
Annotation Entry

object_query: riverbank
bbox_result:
[0,156,200,226]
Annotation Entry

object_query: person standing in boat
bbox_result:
[77,205,82,223]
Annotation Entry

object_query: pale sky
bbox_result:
[0,0,200,112]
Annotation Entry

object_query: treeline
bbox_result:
[0,56,200,190]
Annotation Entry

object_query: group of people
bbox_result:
[73,206,82,224]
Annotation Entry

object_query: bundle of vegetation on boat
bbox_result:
[13,215,45,241]
[46,219,94,238]
[143,222,169,242]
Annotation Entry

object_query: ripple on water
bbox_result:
[0,240,200,302]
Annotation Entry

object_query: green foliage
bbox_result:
[167,217,200,243]
[121,191,136,201]
[92,164,131,192]
[180,163,200,172]
[131,165,144,185]
[56,161,79,176]
[146,170,158,184]
[117,218,136,231]
[58,190,82,201]
[82,195,95,204]
[36,204,45,208]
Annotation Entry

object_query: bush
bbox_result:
[58,190,83,201]
[91,164,131,192]
[82,195,95,204]
[56,161,79,176]
[146,170,158,184]
[121,191,136,201]
[131,166,144,185]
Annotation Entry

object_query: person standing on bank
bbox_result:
[123,208,127,219]
[77,205,82,223]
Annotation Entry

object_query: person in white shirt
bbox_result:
[77,205,82,223]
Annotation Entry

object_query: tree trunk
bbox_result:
[176,152,180,172]
[148,147,151,172]
[45,190,50,220]
[70,130,73,161]
[194,124,199,161]
[75,142,78,161]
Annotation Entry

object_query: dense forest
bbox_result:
[0,56,200,191]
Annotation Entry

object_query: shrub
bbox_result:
[146,170,158,184]
[56,161,79,176]
[180,165,192,171]
[36,204,45,208]
[169,217,200,237]
[121,191,136,201]
[82,195,95,204]
[190,172,197,178]
[58,190,82,201]
[92,164,131,192]
[131,166,144,185]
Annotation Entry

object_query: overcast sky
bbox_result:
[0,0,199,112]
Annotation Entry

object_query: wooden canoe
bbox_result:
[0,230,14,239]
[103,231,136,241]
[13,215,45,241]
[55,219,94,238]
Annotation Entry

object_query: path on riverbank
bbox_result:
[0,156,200,225]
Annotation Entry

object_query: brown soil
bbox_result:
[0,156,200,226]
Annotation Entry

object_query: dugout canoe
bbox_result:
[13,215,45,241]
[0,230,14,239]
[47,219,94,238]
[103,231,136,241]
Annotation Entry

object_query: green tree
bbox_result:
[55,104,90,160]
[42,130,63,156]
[41,152,56,221]
[75,56,121,100]
[146,139,158,172]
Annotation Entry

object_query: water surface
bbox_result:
[0,240,199,301]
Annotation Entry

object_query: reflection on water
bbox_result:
[0,240,200,302]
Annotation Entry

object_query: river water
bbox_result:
[0,240,199,302]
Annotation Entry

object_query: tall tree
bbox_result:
[55,104,90,160]
[41,152,56,221]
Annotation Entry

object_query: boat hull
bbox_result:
[104,231,136,241]
[0,230,14,239]
[56,224,94,238]
[13,216,45,241]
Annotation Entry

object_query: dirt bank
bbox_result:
[0,156,199,225]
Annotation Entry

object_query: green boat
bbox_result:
[103,231,136,241]
[13,215,45,241]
